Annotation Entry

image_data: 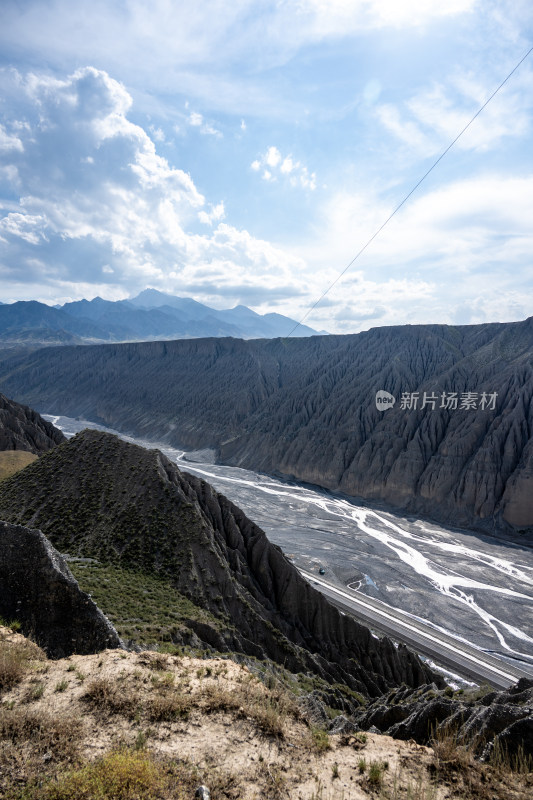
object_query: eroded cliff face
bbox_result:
[0,520,121,658]
[0,430,437,697]
[0,318,531,536]
[353,678,533,760]
[0,392,65,453]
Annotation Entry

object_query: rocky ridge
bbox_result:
[0,428,436,698]
[0,392,66,453]
[0,405,531,776]
[352,677,533,762]
[0,520,121,657]
[0,318,531,536]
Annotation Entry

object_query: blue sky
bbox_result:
[1,0,533,333]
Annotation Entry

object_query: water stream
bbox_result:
[45,414,533,671]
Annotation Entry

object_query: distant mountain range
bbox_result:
[1,317,531,537]
[0,289,322,345]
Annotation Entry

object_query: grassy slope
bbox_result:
[0,430,234,650]
[68,561,221,648]
[0,451,37,481]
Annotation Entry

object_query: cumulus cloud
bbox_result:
[149,125,166,142]
[251,146,317,190]
[198,202,225,226]
[0,66,304,305]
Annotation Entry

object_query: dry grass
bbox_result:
[0,450,38,482]
[200,681,300,738]
[487,737,533,775]
[0,628,46,694]
[0,705,83,799]
[429,726,533,800]
[83,667,299,738]
[83,675,193,722]
[0,705,81,757]
[1,636,531,800]
[7,749,196,800]
[82,676,140,718]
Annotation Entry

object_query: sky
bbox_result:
[1,0,533,334]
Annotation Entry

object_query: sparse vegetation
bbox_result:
[0,450,38,482]
[367,759,387,787]
[24,682,45,702]
[0,633,45,695]
[429,725,533,799]
[82,677,140,718]
[488,736,533,774]
[67,562,222,648]
[12,749,191,800]
[309,726,331,752]
[200,680,299,738]
[0,618,22,633]
[1,638,532,800]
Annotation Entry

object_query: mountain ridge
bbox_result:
[0,392,66,453]
[0,317,531,537]
[0,291,321,344]
[0,428,436,697]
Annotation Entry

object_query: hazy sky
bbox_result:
[1,0,532,332]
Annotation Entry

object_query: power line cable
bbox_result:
[286,43,533,338]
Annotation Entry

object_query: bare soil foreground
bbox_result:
[1,627,531,800]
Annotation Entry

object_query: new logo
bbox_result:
[375,390,396,411]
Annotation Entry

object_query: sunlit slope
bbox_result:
[0,450,37,480]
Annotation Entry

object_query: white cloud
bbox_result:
[189,111,203,127]
[294,172,533,331]
[251,146,317,190]
[376,69,533,156]
[288,0,477,38]
[0,125,23,153]
[0,66,303,306]
[0,212,47,245]
[280,156,295,174]
[198,202,225,226]
[0,1,481,122]
[187,110,222,137]
[366,0,477,27]
[265,146,282,167]
[149,125,165,142]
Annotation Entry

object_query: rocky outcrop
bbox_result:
[0,318,531,537]
[0,429,438,697]
[0,520,121,658]
[353,678,533,759]
[0,392,65,454]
